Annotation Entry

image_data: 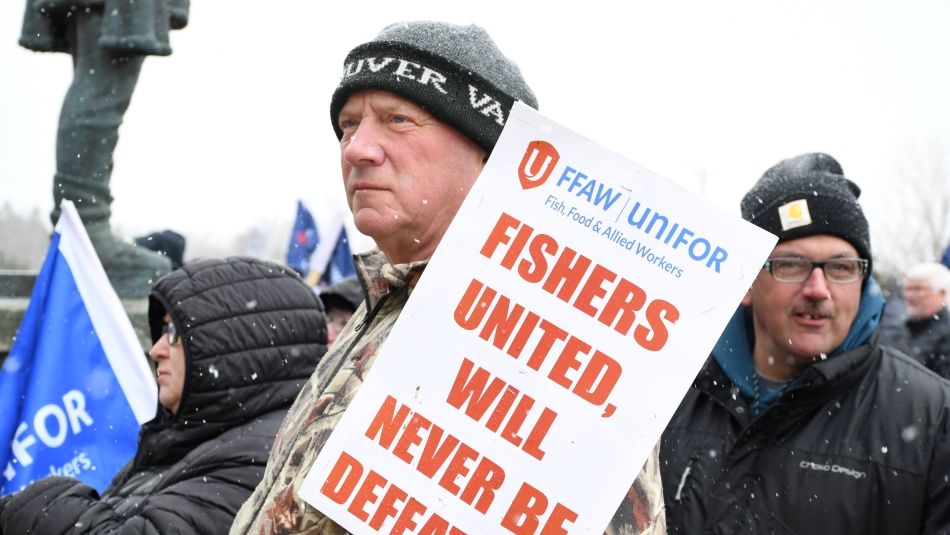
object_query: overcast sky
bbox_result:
[2,1,948,257]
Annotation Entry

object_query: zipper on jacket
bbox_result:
[354,292,390,332]
[315,287,400,400]
[674,457,697,502]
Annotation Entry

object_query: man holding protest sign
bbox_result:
[231,21,665,535]
[660,153,950,533]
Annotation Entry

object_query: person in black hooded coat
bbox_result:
[0,257,328,534]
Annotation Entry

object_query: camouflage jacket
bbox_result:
[230,249,666,535]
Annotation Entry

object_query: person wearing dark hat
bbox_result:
[135,229,187,270]
[0,257,328,534]
[319,275,363,346]
[659,153,950,533]
[229,21,665,535]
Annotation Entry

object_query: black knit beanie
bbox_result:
[329,21,538,154]
[741,153,872,275]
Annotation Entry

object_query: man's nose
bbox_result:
[342,120,385,166]
[801,267,832,300]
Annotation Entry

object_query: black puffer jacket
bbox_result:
[661,339,950,534]
[899,307,950,380]
[0,257,327,534]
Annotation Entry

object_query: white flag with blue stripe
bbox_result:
[0,201,157,494]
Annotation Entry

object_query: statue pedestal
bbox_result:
[0,270,152,363]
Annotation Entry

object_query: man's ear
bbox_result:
[740,286,754,307]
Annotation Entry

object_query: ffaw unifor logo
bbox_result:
[518,141,560,190]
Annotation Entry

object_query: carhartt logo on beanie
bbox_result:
[741,152,872,274]
[329,21,538,154]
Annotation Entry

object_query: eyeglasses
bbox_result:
[763,257,868,284]
[162,321,181,345]
[904,285,936,294]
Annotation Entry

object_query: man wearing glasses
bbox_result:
[659,153,950,534]
[887,262,950,378]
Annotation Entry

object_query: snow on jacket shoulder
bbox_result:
[0,257,328,534]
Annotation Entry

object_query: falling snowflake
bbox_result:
[901,426,919,442]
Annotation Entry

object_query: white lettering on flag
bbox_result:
[0,201,157,494]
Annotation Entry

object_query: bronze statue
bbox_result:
[20,0,189,297]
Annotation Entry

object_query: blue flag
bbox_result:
[320,229,357,286]
[0,201,157,495]
[286,200,320,276]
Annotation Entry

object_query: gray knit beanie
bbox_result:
[329,21,538,154]
[741,153,872,274]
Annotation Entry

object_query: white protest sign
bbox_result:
[300,103,777,534]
